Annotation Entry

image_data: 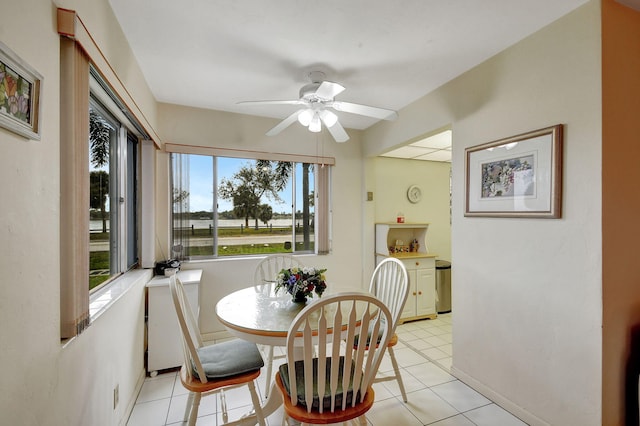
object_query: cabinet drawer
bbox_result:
[401,258,435,270]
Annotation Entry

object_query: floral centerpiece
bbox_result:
[275,266,327,302]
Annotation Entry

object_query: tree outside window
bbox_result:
[171,154,317,259]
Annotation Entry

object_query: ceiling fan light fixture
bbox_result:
[309,114,322,132]
[297,109,314,126]
[319,110,338,127]
[240,72,396,143]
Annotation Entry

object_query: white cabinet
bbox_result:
[375,222,430,255]
[146,269,202,375]
[400,257,437,323]
[375,223,437,323]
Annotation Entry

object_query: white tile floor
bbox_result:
[127,314,528,425]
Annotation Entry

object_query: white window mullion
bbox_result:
[117,125,128,272]
[140,140,156,268]
[291,164,297,252]
[212,156,218,256]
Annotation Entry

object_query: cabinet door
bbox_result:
[147,280,199,373]
[401,269,417,320]
[415,267,436,317]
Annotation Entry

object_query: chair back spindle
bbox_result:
[281,292,393,419]
[367,257,411,403]
[254,254,304,285]
[369,258,409,330]
[253,254,306,397]
[170,274,207,383]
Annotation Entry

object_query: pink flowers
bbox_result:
[1,63,30,121]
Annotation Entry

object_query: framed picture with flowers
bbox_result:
[465,124,563,218]
[0,41,42,140]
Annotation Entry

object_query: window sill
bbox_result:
[89,268,152,321]
[62,269,152,348]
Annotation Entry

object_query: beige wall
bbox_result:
[366,2,602,424]
[0,0,156,425]
[1,0,625,424]
[371,157,451,261]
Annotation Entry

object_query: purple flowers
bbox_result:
[275,266,327,299]
[1,63,31,122]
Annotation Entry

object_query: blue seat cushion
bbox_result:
[353,319,387,348]
[278,356,363,410]
[194,339,264,380]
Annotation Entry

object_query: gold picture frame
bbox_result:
[465,124,563,218]
[0,41,42,140]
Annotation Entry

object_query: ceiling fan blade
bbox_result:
[238,100,306,106]
[266,110,302,136]
[319,113,349,143]
[315,81,345,100]
[330,101,398,120]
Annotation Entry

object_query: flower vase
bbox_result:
[292,292,307,303]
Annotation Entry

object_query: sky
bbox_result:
[187,155,303,214]
[88,106,304,216]
[91,151,309,215]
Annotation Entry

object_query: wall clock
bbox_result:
[407,185,422,203]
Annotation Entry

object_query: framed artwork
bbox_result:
[0,41,42,140]
[465,124,563,218]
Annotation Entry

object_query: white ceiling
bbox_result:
[381,130,453,163]
[108,0,590,155]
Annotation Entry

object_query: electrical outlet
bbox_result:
[113,384,119,409]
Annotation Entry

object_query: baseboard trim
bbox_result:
[120,367,146,426]
[451,366,550,426]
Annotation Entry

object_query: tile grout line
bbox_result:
[397,333,452,374]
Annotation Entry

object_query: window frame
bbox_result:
[88,88,141,293]
[58,8,161,339]
[167,144,334,260]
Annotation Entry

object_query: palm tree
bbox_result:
[89,109,110,167]
[89,109,112,233]
[90,171,109,233]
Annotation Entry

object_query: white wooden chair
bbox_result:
[254,254,305,397]
[254,254,304,284]
[275,292,393,425]
[365,257,410,402]
[169,274,266,426]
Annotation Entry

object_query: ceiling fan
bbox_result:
[238,71,398,143]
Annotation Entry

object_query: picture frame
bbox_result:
[465,124,563,218]
[0,41,42,140]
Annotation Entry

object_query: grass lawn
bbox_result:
[90,227,314,289]
[89,251,110,290]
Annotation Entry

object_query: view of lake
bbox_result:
[90,218,303,231]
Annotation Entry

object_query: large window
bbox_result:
[171,153,331,259]
[88,90,139,291]
[58,9,157,339]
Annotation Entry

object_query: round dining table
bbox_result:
[216,283,322,345]
[216,283,324,424]
[215,283,370,425]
